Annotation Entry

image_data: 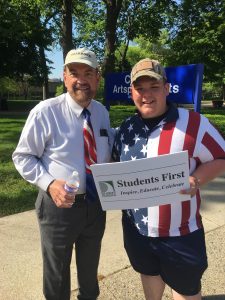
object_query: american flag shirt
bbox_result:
[112,104,225,237]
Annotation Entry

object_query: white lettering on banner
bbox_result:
[125,74,131,84]
[169,83,179,94]
[113,85,131,97]
[111,79,179,99]
[112,83,179,96]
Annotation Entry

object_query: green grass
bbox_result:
[109,105,136,127]
[202,108,225,135]
[0,106,224,217]
[0,113,38,216]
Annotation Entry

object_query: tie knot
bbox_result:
[82,108,90,119]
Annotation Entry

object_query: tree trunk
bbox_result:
[102,0,123,77]
[39,46,49,99]
[222,83,225,100]
[120,39,130,71]
[61,0,73,61]
[61,0,73,92]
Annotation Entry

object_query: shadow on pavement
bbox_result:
[203,295,225,300]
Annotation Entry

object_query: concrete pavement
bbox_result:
[0,173,225,300]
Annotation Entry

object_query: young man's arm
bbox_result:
[181,159,225,197]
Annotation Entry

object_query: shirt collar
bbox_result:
[163,102,179,123]
[136,102,179,129]
[66,92,94,118]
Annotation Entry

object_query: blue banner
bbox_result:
[105,64,204,112]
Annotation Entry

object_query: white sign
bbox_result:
[91,151,190,211]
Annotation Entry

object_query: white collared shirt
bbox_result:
[12,93,114,192]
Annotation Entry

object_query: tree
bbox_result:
[121,30,172,69]
[74,0,177,75]
[115,0,176,71]
[0,0,55,99]
[61,0,73,60]
[167,0,225,97]
[0,1,53,80]
[101,0,123,75]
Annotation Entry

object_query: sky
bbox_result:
[46,49,64,80]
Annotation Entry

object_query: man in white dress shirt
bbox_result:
[12,48,114,300]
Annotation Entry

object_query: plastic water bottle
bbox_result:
[64,170,80,195]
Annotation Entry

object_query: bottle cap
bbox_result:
[72,170,79,177]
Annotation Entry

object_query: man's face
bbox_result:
[131,76,170,118]
[63,63,100,107]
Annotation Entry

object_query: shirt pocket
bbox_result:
[96,136,111,163]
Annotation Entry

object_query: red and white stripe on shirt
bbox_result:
[146,108,225,237]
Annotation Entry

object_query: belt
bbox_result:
[74,193,100,205]
[75,194,86,202]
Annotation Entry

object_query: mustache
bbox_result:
[72,83,90,91]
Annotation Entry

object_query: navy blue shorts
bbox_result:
[122,214,208,296]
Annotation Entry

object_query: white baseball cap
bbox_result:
[64,48,98,69]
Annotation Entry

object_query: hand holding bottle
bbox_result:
[64,171,80,197]
[47,171,80,208]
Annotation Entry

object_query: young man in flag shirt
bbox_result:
[112,58,225,300]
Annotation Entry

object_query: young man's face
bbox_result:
[131,76,170,118]
[64,63,100,107]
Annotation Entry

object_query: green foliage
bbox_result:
[202,82,223,100]
[96,78,105,101]
[121,29,173,70]
[167,0,225,86]
[55,84,64,96]
[0,0,54,82]
[1,0,225,102]
[0,77,17,95]
[74,0,177,72]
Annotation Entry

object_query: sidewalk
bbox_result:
[1,173,225,300]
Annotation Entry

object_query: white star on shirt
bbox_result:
[136,223,140,230]
[141,215,149,225]
[127,210,131,217]
[141,144,148,156]
[134,208,139,212]
[120,133,124,142]
[128,123,133,132]
[124,144,129,154]
[133,133,140,144]
[142,125,148,133]
[131,156,137,160]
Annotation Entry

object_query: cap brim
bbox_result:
[132,70,163,84]
[64,59,97,69]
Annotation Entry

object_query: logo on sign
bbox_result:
[99,181,116,197]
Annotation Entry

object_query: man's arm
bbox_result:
[181,159,225,197]
[12,108,54,191]
[192,159,225,186]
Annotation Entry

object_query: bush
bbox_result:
[7,100,40,112]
